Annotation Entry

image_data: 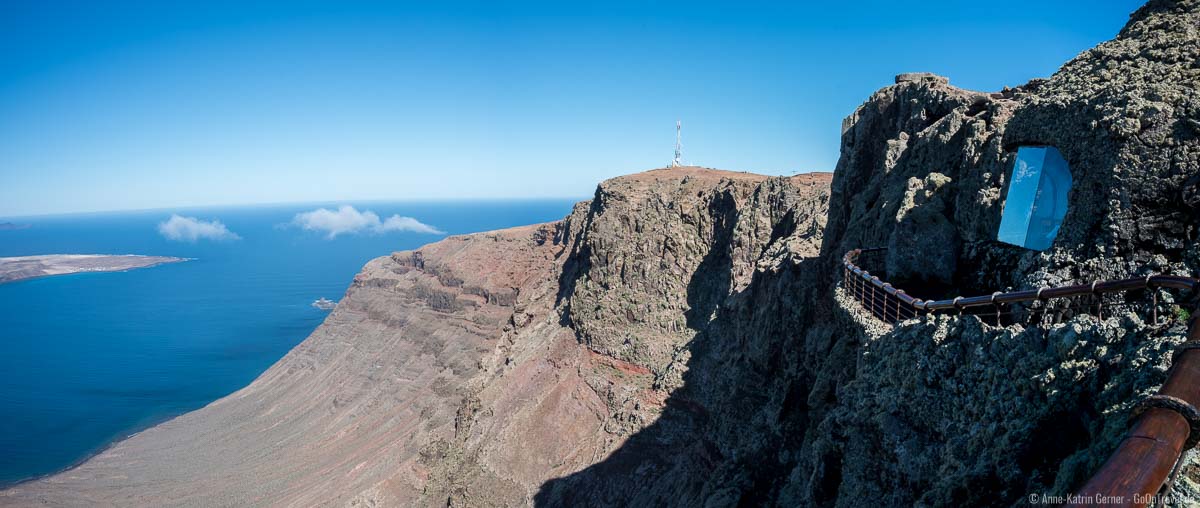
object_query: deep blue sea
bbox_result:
[0,199,577,486]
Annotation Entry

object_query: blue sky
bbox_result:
[0,0,1143,217]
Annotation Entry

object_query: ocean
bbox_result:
[0,199,577,486]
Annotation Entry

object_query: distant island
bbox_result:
[0,222,31,231]
[0,255,189,284]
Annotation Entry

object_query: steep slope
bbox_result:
[1,224,567,506]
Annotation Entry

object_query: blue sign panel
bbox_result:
[997,146,1072,251]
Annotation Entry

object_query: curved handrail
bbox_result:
[842,248,1198,319]
[840,248,1200,507]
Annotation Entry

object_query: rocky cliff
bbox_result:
[546,1,1200,505]
[4,1,1199,506]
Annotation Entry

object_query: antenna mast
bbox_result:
[671,120,683,167]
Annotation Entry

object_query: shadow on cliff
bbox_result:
[685,190,737,329]
[553,197,600,326]
[534,202,830,506]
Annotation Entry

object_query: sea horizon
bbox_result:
[0,196,591,223]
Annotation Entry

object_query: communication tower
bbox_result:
[671,121,683,167]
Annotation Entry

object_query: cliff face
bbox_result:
[418,169,834,507]
[6,1,1199,507]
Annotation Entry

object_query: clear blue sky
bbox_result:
[0,0,1143,217]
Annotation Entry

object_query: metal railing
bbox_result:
[840,247,1200,507]
[842,248,1198,326]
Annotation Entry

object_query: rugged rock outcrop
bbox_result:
[4,1,1198,506]
[801,0,1200,505]
[415,169,834,507]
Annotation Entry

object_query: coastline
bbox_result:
[0,410,186,490]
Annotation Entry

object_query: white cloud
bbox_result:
[291,205,444,239]
[158,214,241,242]
[292,206,377,238]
